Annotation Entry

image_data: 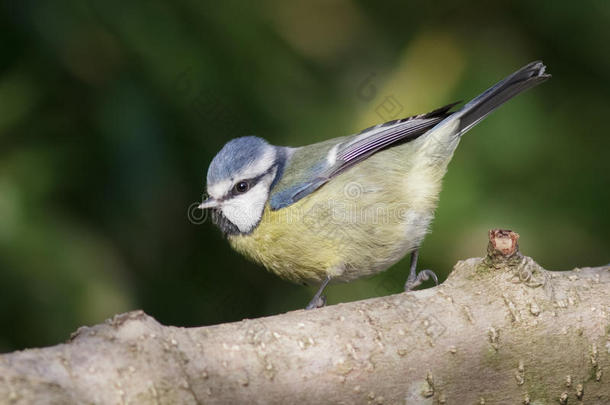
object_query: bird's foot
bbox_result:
[404,249,439,291]
[305,294,327,310]
[404,269,438,292]
[305,275,331,310]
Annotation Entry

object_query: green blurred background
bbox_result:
[1,0,608,352]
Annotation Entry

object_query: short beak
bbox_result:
[198,198,219,210]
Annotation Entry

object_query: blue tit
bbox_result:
[198,61,550,309]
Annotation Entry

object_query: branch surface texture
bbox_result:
[1,230,608,404]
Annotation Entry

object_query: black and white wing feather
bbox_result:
[269,103,457,209]
[328,102,459,177]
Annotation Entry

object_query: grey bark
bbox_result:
[0,230,608,405]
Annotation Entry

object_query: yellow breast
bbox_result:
[228,137,455,284]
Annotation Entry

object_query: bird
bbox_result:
[198,61,550,309]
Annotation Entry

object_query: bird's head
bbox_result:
[200,136,282,235]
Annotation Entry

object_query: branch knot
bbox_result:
[485,229,522,268]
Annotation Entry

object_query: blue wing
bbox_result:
[269,103,457,210]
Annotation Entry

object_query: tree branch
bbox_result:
[1,230,608,404]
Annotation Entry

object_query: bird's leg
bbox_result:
[305,276,331,310]
[404,249,439,291]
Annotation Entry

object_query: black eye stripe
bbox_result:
[225,170,270,198]
[225,164,278,199]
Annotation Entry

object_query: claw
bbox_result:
[404,249,439,292]
[305,294,326,310]
[405,269,439,291]
[305,276,331,310]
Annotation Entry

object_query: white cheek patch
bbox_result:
[219,169,276,233]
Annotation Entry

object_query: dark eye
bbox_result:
[234,181,249,194]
